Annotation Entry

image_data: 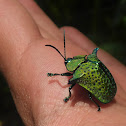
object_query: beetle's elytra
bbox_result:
[45,31,117,111]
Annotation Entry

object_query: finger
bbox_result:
[18,0,61,39]
[0,0,42,69]
[61,27,126,88]
[0,1,43,125]
[61,26,97,53]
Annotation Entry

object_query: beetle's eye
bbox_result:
[65,58,72,65]
[67,58,72,62]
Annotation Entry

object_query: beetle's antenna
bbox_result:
[64,30,66,60]
[45,45,67,61]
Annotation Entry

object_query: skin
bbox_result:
[0,0,126,126]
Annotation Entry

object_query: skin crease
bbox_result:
[0,0,126,126]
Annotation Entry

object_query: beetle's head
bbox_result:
[87,48,100,63]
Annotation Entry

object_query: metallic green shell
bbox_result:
[69,48,117,104]
[76,62,116,103]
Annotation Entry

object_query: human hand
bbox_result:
[0,0,126,126]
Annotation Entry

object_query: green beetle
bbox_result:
[45,32,117,111]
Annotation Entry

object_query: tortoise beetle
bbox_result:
[45,31,117,111]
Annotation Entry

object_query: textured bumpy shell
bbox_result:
[71,61,117,104]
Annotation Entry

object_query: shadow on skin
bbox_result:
[48,77,116,111]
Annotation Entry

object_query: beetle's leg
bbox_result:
[88,92,101,111]
[47,72,72,77]
[64,83,76,102]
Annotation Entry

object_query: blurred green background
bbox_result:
[0,0,126,125]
